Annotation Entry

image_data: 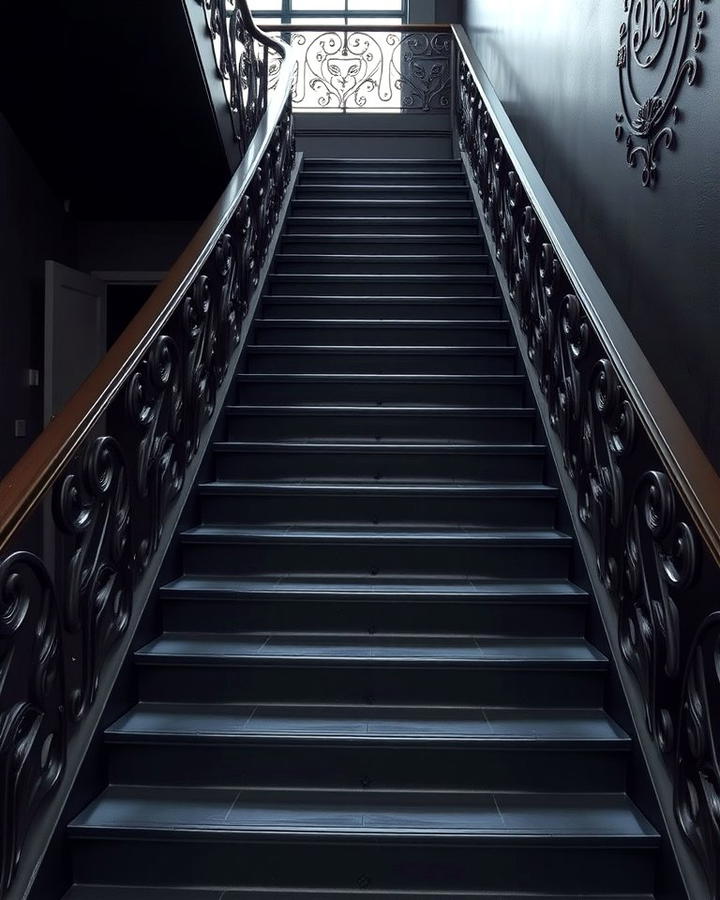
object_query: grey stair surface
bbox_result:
[64,158,659,899]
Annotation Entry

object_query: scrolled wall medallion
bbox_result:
[615,0,709,186]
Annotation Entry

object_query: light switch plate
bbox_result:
[14,419,27,438]
[25,368,40,387]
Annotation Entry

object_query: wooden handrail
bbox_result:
[0,38,295,553]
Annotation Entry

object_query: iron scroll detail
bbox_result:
[614,0,710,187]
[455,49,720,897]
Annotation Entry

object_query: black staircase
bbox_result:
[63,158,660,898]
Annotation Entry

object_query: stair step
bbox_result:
[108,702,626,744]
[280,234,485,254]
[261,296,503,320]
[105,703,629,792]
[178,525,573,579]
[160,574,587,636]
[69,787,658,894]
[286,216,480,234]
[253,320,508,346]
[273,254,490,274]
[65,889,656,900]
[197,480,556,528]
[303,157,464,167]
[300,170,469,183]
[267,274,495,297]
[246,346,517,375]
[234,374,526,406]
[224,405,535,443]
[296,185,471,199]
[212,441,547,483]
[292,200,474,217]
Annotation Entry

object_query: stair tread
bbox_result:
[181,525,571,544]
[69,785,657,841]
[226,405,533,416]
[213,440,545,454]
[136,633,605,665]
[65,889,656,900]
[107,702,628,744]
[198,481,555,497]
[255,318,505,326]
[160,574,588,599]
[249,345,514,353]
[275,255,486,262]
[236,374,524,383]
[270,274,493,281]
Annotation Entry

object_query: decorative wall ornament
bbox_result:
[0,83,294,900]
[266,30,451,112]
[455,49,720,897]
[614,0,710,186]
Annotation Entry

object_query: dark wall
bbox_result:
[0,114,77,480]
[461,1,720,472]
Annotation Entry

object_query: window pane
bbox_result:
[293,0,346,9]
[249,0,283,10]
[346,16,403,23]
[347,0,403,9]
[255,17,283,25]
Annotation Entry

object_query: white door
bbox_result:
[44,260,106,425]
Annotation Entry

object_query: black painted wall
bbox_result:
[0,114,77,481]
[461,1,720,473]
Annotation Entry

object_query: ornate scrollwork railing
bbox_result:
[198,0,287,151]
[0,12,294,898]
[453,27,720,899]
[265,25,451,112]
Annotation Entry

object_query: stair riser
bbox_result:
[260,299,503,320]
[299,173,469,185]
[273,259,490,275]
[253,325,507,346]
[198,492,555,528]
[162,596,586,637]
[234,379,525,407]
[225,413,535,443]
[280,238,485,254]
[213,449,546,483]
[138,663,604,707]
[180,542,571,579]
[287,219,481,236]
[303,160,464,170]
[267,278,494,297]
[296,187,471,200]
[73,838,653,893]
[291,202,475,217]
[246,351,516,375]
[107,743,626,792]
[71,840,655,894]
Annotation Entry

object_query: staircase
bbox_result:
[64,158,659,898]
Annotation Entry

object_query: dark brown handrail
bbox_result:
[0,38,294,553]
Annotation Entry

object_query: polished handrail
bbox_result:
[0,30,294,553]
[452,24,720,566]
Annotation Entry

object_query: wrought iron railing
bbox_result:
[265,25,451,112]
[199,0,286,149]
[0,7,295,898]
[452,26,720,900]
